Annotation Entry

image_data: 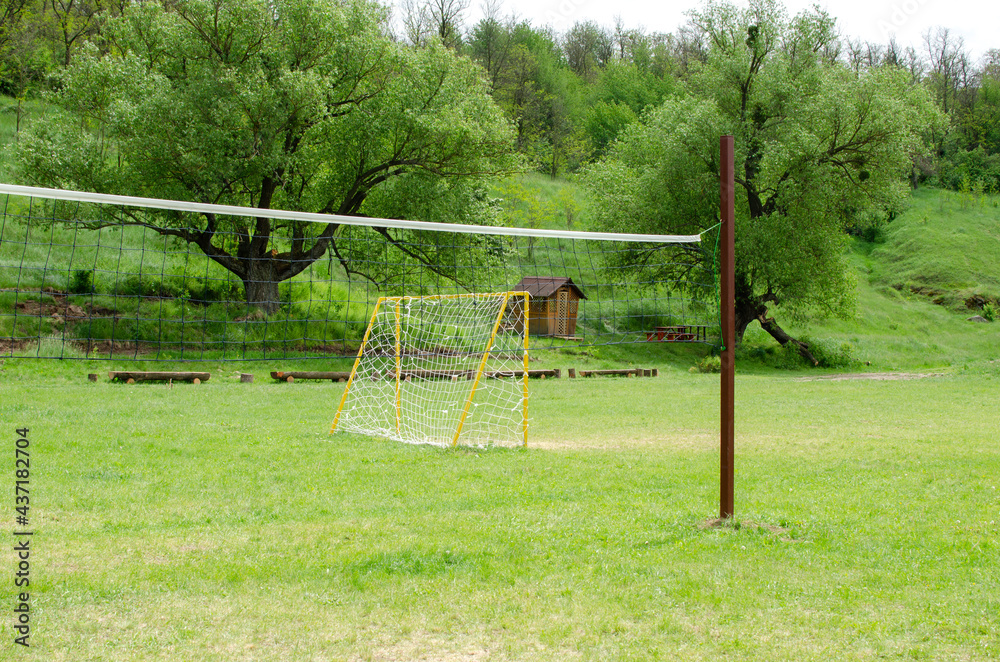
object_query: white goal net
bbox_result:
[330,292,529,447]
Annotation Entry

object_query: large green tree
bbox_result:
[15,0,519,311]
[583,0,940,362]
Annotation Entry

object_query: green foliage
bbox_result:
[12,0,520,310]
[583,0,941,346]
[736,337,805,369]
[982,302,996,322]
[493,174,588,235]
[937,147,1000,193]
[735,335,853,370]
[583,100,636,157]
[802,337,855,369]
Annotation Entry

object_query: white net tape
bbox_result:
[331,292,529,447]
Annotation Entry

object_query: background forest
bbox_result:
[2,0,998,189]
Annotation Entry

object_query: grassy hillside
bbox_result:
[868,187,1000,310]
[490,178,999,373]
[764,188,1000,373]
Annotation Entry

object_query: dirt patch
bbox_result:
[13,295,117,322]
[700,518,802,543]
[70,339,155,356]
[530,430,716,452]
[793,372,945,382]
[0,338,32,354]
[358,637,492,662]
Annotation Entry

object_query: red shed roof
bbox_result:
[513,277,587,300]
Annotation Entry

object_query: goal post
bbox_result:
[330,291,530,448]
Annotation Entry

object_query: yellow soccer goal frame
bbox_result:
[330,291,530,447]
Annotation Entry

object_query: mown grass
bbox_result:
[1,362,998,660]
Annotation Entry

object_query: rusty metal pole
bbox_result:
[720,135,736,520]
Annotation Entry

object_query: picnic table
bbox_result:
[645,325,693,342]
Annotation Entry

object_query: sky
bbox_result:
[451,0,994,62]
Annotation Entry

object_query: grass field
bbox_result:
[1,361,998,660]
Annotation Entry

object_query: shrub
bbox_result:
[186,277,241,303]
[690,355,721,373]
[736,341,803,370]
[69,270,95,294]
[735,337,855,370]
[938,147,1000,193]
[803,337,856,369]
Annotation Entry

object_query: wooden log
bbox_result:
[87,373,97,382]
[481,369,559,379]
[399,369,474,380]
[568,368,576,378]
[109,371,210,383]
[240,373,254,383]
[193,378,201,385]
[577,369,640,378]
[269,367,561,383]
[270,371,353,381]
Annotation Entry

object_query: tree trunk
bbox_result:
[733,271,819,366]
[757,313,819,366]
[737,181,819,365]
[734,274,766,342]
[242,257,282,314]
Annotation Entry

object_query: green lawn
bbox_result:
[1,362,998,660]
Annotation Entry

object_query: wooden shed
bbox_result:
[512,277,586,338]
